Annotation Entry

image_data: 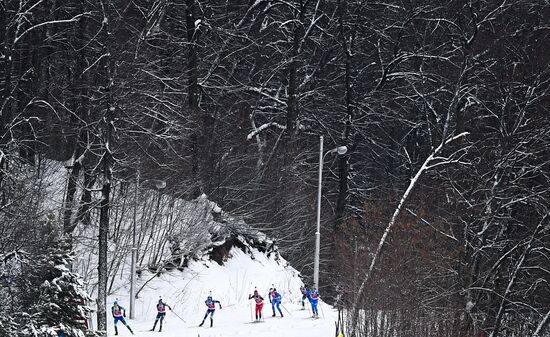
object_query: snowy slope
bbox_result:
[106,247,336,337]
[29,160,336,336]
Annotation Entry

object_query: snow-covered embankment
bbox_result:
[107,246,336,337]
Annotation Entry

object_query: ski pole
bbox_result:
[170,308,187,323]
[280,303,293,317]
[249,298,253,322]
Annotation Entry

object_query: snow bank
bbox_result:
[109,246,303,321]
[106,246,336,337]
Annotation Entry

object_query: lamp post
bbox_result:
[314,135,347,291]
[130,174,166,319]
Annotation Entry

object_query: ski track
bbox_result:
[113,303,335,337]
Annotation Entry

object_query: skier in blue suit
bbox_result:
[309,288,320,318]
[199,295,222,327]
[300,285,311,309]
[269,288,284,317]
[111,300,134,335]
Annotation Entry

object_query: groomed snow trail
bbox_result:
[106,247,336,337]
[116,302,335,337]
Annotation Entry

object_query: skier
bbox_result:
[150,297,172,332]
[268,288,283,317]
[300,285,311,309]
[111,300,134,335]
[248,289,264,321]
[199,295,222,327]
[309,288,320,318]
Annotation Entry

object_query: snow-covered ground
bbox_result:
[34,159,335,336]
[106,247,336,337]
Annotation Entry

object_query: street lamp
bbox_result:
[130,174,166,319]
[314,135,347,291]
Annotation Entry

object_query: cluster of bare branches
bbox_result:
[1,0,549,336]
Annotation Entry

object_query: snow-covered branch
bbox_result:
[14,13,91,44]
[246,122,286,141]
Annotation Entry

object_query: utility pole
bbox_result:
[314,136,347,290]
[314,136,324,290]
[130,165,140,319]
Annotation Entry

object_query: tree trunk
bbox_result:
[63,158,82,235]
[285,6,302,136]
[97,169,110,332]
[77,167,95,226]
[0,5,13,205]
[186,0,203,197]
[97,0,115,331]
[333,0,354,300]
[335,0,354,228]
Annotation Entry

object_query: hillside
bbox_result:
[35,158,338,337]
[20,160,334,336]
[105,247,336,337]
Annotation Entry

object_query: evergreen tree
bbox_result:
[26,240,91,337]
[0,236,91,337]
